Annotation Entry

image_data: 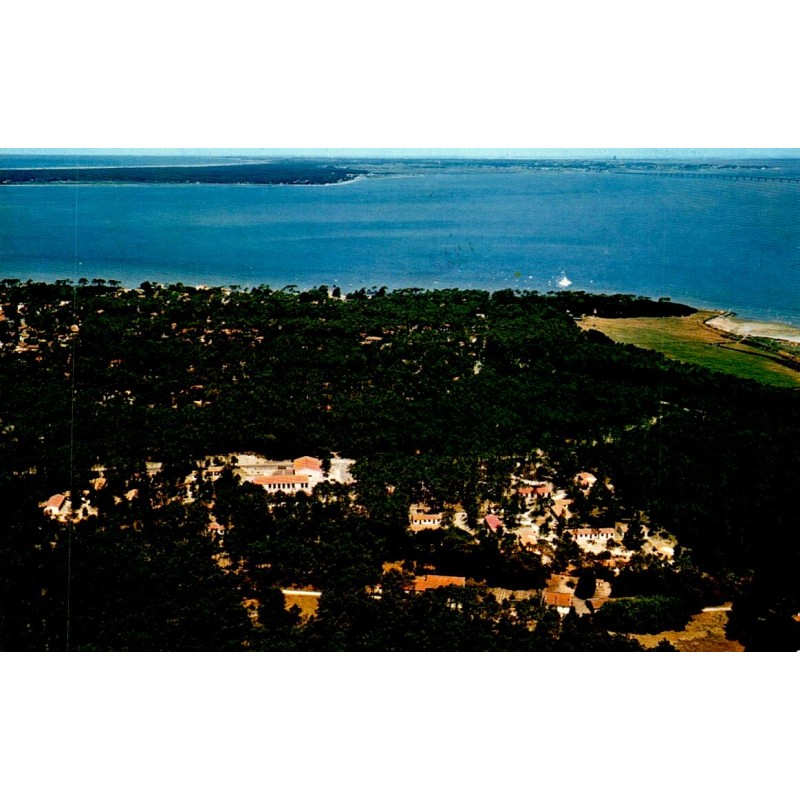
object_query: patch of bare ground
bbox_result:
[634,607,744,652]
[283,592,320,620]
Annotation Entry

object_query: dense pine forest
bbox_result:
[1,279,798,650]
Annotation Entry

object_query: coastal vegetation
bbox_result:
[0,161,365,186]
[579,312,800,389]
[1,280,798,650]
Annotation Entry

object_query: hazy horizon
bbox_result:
[3,147,800,160]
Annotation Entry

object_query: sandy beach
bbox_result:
[705,314,800,344]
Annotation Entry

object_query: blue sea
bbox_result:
[1,156,799,326]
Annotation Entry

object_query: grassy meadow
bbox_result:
[578,312,800,389]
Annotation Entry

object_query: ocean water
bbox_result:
[1,163,799,325]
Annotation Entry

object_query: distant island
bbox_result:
[0,160,367,186]
[3,156,799,186]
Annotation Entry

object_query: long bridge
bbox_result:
[615,169,800,185]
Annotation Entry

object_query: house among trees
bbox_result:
[412,575,466,592]
[518,482,554,500]
[206,521,225,542]
[42,493,69,520]
[240,454,354,493]
[542,591,573,616]
[484,513,503,533]
[574,472,598,491]
[409,509,444,532]
[569,527,616,543]
[244,455,343,494]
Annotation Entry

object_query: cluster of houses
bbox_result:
[38,447,667,624]
[397,466,671,618]
[40,453,356,525]
[0,299,82,356]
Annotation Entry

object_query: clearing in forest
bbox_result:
[578,312,800,389]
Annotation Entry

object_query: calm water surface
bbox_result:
[1,167,798,325]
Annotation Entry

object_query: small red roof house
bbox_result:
[43,494,67,516]
[484,514,503,533]
[517,486,534,496]
[412,575,466,592]
[543,591,573,615]
[533,482,554,497]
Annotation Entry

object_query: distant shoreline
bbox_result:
[1,272,799,336]
[0,174,367,189]
[0,161,365,187]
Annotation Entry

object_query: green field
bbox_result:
[579,312,800,389]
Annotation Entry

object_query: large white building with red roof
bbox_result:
[251,474,312,493]
[242,455,351,495]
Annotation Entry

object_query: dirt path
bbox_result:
[634,607,744,652]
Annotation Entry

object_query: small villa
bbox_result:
[42,493,68,519]
[409,511,444,532]
[569,527,616,542]
[484,514,503,533]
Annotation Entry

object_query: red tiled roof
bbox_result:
[543,591,573,608]
[412,575,466,591]
[485,514,503,532]
[44,494,66,509]
[293,456,322,471]
[518,486,534,495]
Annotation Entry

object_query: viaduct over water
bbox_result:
[617,170,800,185]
